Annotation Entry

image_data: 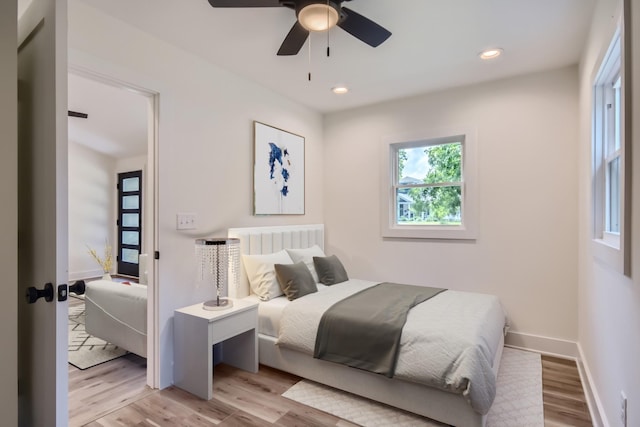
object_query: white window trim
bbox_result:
[590,18,631,276]
[380,127,478,240]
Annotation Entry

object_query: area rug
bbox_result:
[282,347,543,427]
[68,303,128,370]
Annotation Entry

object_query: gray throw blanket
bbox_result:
[314,282,446,377]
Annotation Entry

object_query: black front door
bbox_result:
[117,170,142,277]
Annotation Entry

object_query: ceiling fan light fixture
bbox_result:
[298,3,339,32]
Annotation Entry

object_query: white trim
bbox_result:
[68,268,107,281]
[67,65,160,389]
[380,127,478,240]
[577,343,608,427]
[505,331,578,358]
[590,16,631,276]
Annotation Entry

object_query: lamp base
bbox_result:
[202,298,233,311]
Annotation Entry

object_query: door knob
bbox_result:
[69,280,86,295]
[25,283,54,304]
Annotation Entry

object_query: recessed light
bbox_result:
[479,48,503,60]
[332,86,349,94]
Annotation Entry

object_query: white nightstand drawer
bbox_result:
[209,307,256,343]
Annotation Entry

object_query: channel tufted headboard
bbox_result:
[227,224,325,298]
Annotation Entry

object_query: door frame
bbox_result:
[68,65,160,388]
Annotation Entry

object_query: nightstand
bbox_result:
[173,298,259,400]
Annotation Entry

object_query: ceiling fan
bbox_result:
[207,0,392,56]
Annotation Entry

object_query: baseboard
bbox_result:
[69,269,106,282]
[505,331,578,358]
[505,332,607,426]
[577,343,608,427]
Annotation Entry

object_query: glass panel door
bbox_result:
[117,170,142,277]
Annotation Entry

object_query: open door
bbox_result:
[17,0,69,426]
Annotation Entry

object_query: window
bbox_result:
[381,130,477,239]
[592,27,629,274]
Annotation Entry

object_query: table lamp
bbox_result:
[195,237,240,311]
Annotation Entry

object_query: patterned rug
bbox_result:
[282,347,543,427]
[68,303,128,370]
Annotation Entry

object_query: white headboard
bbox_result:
[227,224,325,298]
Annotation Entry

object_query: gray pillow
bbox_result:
[313,255,349,285]
[274,262,318,301]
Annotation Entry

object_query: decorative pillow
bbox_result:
[242,250,293,300]
[274,262,318,301]
[286,245,325,283]
[313,255,349,285]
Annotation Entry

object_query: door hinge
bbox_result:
[154,251,160,260]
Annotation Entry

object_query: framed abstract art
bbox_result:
[253,121,305,215]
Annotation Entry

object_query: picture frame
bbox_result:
[253,121,305,215]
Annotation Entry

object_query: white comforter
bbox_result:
[277,279,506,414]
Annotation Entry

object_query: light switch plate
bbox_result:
[176,213,197,230]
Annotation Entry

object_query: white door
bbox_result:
[17,0,69,426]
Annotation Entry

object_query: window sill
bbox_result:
[601,231,620,248]
[592,238,623,273]
[382,224,477,240]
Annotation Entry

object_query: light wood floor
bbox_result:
[70,349,593,426]
[542,355,593,426]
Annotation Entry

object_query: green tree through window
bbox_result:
[397,142,462,224]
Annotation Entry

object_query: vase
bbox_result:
[101,273,112,281]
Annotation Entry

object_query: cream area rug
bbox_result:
[282,347,543,427]
[68,303,128,370]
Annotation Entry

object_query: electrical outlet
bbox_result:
[621,391,627,427]
[176,213,197,230]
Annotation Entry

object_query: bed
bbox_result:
[85,279,147,358]
[227,224,506,427]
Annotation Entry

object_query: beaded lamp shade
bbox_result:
[195,237,240,311]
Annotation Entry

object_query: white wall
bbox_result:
[68,0,324,388]
[324,67,580,347]
[577,0,640,425]
[68,141,116,280]
[0,0,18,424]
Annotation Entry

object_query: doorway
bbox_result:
[67,69,158,425]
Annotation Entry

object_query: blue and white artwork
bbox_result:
[254,122,305,214]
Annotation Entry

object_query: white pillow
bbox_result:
[242,250,293,301]
[286,245,326,283]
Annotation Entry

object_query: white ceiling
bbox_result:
[64,0,595,158]
[68,73,148,159]
[78,0,596,113]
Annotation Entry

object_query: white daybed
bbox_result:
[228,224,505,427]
[85,280,147,358]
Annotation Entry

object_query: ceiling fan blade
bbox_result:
[207,0,281,7]
[277,21,309,56]
[338,7,391,47]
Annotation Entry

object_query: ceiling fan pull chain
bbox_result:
[308,33,312,81]
[326,0,331,57]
